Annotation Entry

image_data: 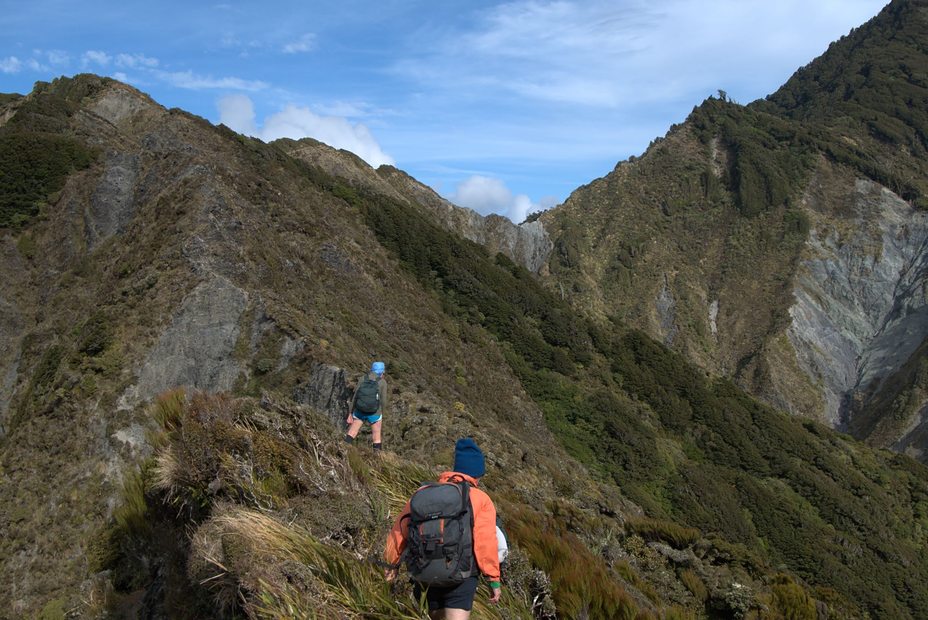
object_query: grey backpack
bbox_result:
[404,479,476,586]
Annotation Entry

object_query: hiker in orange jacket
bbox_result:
[385,438,502,619]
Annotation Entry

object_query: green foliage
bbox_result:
[764,0,928,206]
[28,344,64,398]
[689,98,813,217]
[0,76,99,228]
[507,506,639,619]
[38,598,67,620]
[75,312,112,357]
[0,132,95,228]
[356,190,589,376]
[766,576,818,620]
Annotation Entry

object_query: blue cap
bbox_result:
[372,361,385,375]
[453,438,485,479]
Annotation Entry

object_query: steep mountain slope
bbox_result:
[2,74,928,620]
[275,136,553,274]
[538,0,928,459]
[0,76,587,617]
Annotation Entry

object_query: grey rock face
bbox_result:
[708,299,719,338]
[293,362,354,428]
[656,278,678,346]
[89,86,153,126]
[788,180,928,428]
[376,166,554,273]
[439,209,553,274]
[120,277,247,407]
[85,152,140,249]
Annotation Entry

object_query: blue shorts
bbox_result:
[352,410,382,424]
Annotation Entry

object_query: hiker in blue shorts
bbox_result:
[346,361,387,451]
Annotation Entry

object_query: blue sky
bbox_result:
[1,1,887,222]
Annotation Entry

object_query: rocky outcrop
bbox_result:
[292,362,354,427]
[787,179,928,432]
[84,152,140,248]
[377,166,554,273]
[88,84,155,127]
[120,277,248,408]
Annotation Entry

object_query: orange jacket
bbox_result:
[384,471,501,583]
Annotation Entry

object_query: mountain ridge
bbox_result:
[2,17,928,615]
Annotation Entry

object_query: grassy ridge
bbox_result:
[351,182,928,618]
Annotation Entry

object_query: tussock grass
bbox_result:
[113,467,149,537]
[152,388,186,432]
[626,518,701,549]
[203,506,427,619]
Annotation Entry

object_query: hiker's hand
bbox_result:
[489,586,501,603]
[385,568,398,582]
[346,412,353,424]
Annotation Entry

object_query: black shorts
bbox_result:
[414,576,479,612]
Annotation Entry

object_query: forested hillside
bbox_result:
[537,0,928,461]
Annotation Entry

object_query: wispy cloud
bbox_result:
[217,94,394,167]
[43,50,70,66]
[158,70,267,91]
[282,33,316,54]
[25,58,48,72]
[82,50,111,67]
[115,53,159,69]
[395,0,888,107]
[0,57,22,74]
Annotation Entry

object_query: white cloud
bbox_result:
[217,94,258,134]
[448,175,542,223]
[115,53,159,69]
[217,95,394,168]
[283,33,316,54]
[0,56,21,74]
[82,50,111,67]
[158,70,267,91]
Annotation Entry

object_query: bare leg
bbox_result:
[439,609,470,620]
[346,418,364,438]
[371,419,383,444]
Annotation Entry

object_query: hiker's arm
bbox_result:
[384,500,411,573]
[378,379,387,414]
[472,491,501,585]
[347,380,359,422]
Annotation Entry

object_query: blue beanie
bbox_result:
[372,361,385,375]
[453,438,485,479]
